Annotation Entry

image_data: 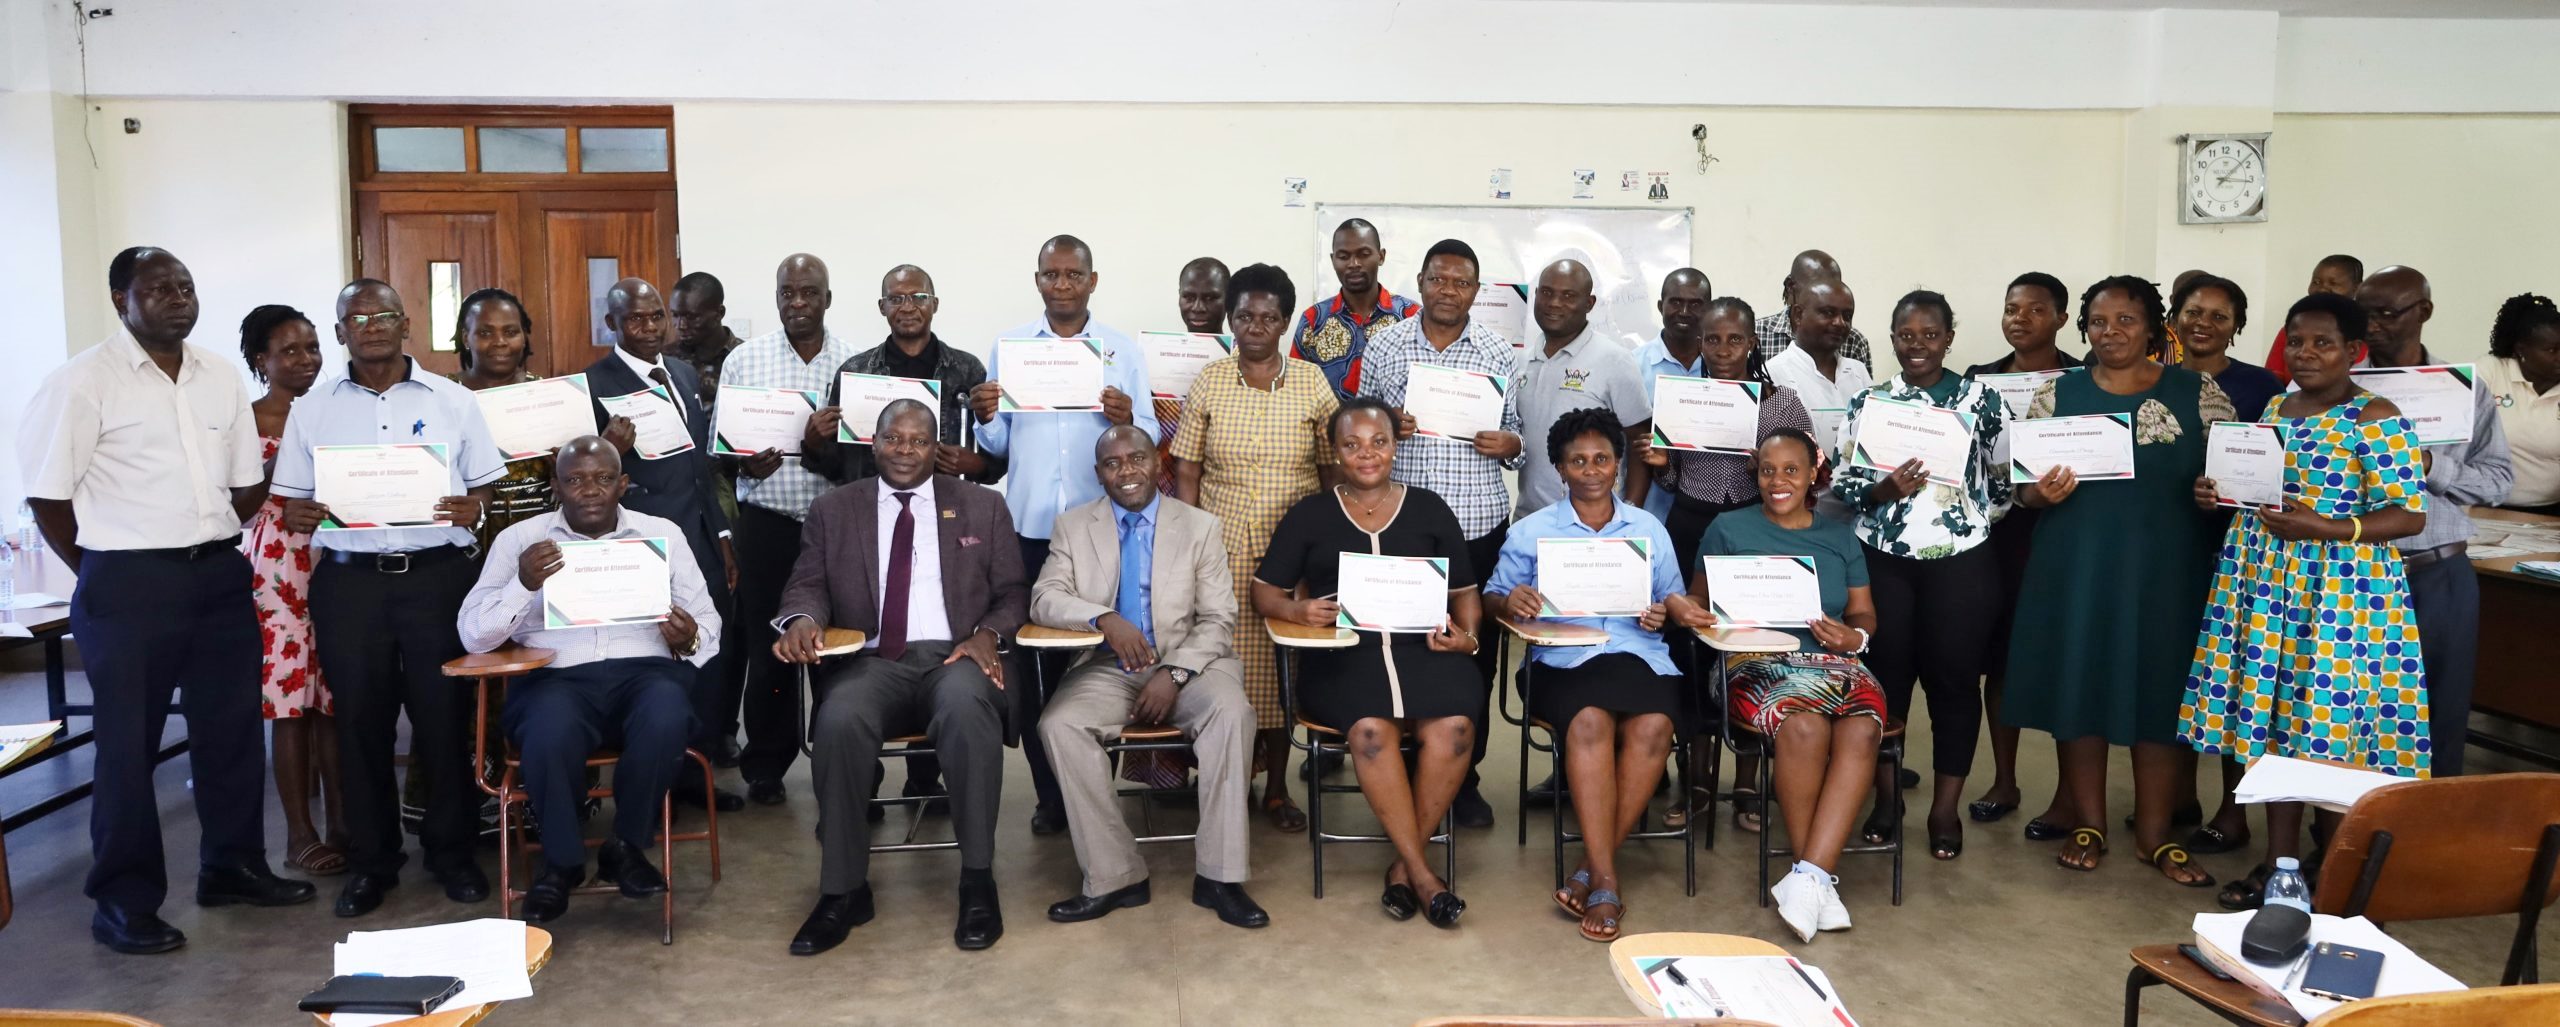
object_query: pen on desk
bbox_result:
[1658,964,1727,1018]
[1786,957,1829,1000]
[2282,947,2314,993]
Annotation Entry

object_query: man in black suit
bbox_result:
[590,276,743,812]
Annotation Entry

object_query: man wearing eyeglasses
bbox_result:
[271,279,509,917]
[967,234,1157,836]
[806,265,1003,489]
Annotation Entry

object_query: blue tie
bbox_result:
[1116,509,1155,648]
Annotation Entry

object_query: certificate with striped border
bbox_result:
[1699,554,1822,628]
[712,384,822,456]
[1335,553,1450,633]
[313,443,450,531]
[1536,537,1653,617]
[995,337,1109,412]
[543,537,672,629]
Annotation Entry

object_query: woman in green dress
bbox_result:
[448,288,557,549]
[2004,275,2233,888]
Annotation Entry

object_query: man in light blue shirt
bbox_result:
[966,234,1156,834]
[1630,269,1713,522]
[271,279,508,917]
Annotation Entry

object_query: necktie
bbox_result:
[1115,509,1153,648]
[648,366,687,423]
[880,491,915,660]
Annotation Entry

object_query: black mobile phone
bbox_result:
[2179,943,2236,981]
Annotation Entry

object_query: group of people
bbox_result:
[15,222,2525,957]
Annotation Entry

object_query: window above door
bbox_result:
[352,105,673,188]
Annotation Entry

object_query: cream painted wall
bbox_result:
[2267,114,2560,364]
[674,102,2128,373]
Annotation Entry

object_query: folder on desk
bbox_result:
[0,721,63,772]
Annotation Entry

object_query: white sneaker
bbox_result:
[1769,870,1822,942]
[1815,874,1852,932]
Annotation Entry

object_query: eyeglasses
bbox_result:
[344,311,405,329]
[880,293,937,309]
[1423,274,1479,292]
[1037,270,1091,287]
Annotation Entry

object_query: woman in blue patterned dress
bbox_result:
[2182,292,2429,909]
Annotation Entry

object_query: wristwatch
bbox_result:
[673,631,700,659]
[1165,667,1194,687]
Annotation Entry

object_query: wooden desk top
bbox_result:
[313,926,553,1027]
[1267,619,1358,649]
[1606,931,1791,1017]
[1497,618,1608,647]
[817,627,868,658]
[2127,943,2302,1027]
[2467,506,2560,586]
[1017,624,1105,648]
[441,646,557,678]
[2,543,76,642]
[1691,625,1802,654]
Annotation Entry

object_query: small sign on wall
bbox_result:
[1488,168,1513,200]
[1571,169,1596,200]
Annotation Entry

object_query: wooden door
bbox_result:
[529,190,680,379]
[355,191,524,377]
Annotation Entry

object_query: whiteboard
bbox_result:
[1311,203,1695,352]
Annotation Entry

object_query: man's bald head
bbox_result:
[605,277,669,358]
[1783,249,1842,304]
[556,435,626,477]
[1662,267,1710,296]
[777,253,833,341]
[606,277,660,318]
[1094,424,1161,511]
[2364,266,2430,301]
[1095,424,1155,460]
[1533,258,1598,342]
[1040,234,1095,272]
[777,253,830,287]
[880,264,935,294]
[2357,266,2434,353]
[1539,259,1593,294]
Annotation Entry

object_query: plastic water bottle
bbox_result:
[2263,856,2311,913]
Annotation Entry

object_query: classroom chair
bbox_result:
[1496,619,1696,897]
[792,627,961,855]
[1271,619,1455,899]
[2303,982,2560,1026]
[1017,624,1201,845]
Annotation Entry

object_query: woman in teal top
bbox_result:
[2004,276,2234,889]
[1678,428,1884,943]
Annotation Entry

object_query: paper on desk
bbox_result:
[330,917,530,1025]
[1637,955,1857,1026]
[2467,544,2535,561]
[4,592,67,610]
[2232,755,2401,808]
[0,721,63,771]
[0,623,28,639]
[2193,912,2465,1019]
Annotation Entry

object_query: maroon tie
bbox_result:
[879,491,915,660]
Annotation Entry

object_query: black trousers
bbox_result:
[312,552,480,878]
[1865,543,1997,778]
[815,642,1005,891]
[665,519,735,761]
[1010,536,1065,816]
[1663,496,1747,683]
[505,658,696,868]
[735,503,807,785]
[2407,553,2479,776]
[69,546,267,915]
[1462,521,1509,789]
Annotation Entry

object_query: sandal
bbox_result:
[1731,789,1764,835]
[2218,863,2274,911]
[1555,868,1593,917]
[1967,798,2018,823]
[2185,823,2251,855]
[1262,795,1308,834]
[286,840,349,877]
[2057,827,2106,872]
[2140,842,2218,889]
[2024,817,2069,842]
[1930,830,1963,861]
[1860,807,1898,846]
[1578,888,1623,942]
[1661,786,1713,829]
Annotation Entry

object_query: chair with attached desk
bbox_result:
[793,627,963,854]
[307,924,554,1027]
[2302,982,2560,1026]
[2122,773,2560,1025]
[1495,618,1695,896]
[1270,618,1456,898]
[441,647,723,944]
[1604,930,1793,1019]
[1017,623,1202,843]
[1687,625,1904,909]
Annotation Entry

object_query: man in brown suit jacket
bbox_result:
[774,400,1026,957]
[1031,426,1266,930]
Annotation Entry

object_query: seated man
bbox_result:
[774,399,1027,956]
[456,437,719,924]
[1031,426,1268,929]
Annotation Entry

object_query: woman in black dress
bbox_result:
[1253,397,1485,928]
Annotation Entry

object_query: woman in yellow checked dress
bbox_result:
[2180,293,2429,910]
[1172,263,1338,832]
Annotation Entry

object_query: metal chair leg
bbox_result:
[660,790,676,946]
[2122,964,2156,1027]
[1890,738,1906,907]
[1680,735,1697,897]
[1755,743,1774,907]
[1549,720,1567,891]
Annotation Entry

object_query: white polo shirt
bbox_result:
[2483,356,2560,507]
[16,328,262,550]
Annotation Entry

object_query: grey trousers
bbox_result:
[1038,655,1252,896]
[812,641,1004,893]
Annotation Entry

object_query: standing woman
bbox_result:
[2185,292,2430,909]
[2481,294,2560,515]
[2174,274,2283,422]
[2004,275,2233,888]
[1172,263,1340,832]
[1832,291,2008,860]
[1253,398,1483,927]
[1963,272,2080,827]
[239,305,348,877]
[448,288,555,548]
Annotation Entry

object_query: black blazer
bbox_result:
[585,351,732,592]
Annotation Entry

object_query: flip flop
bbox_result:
[2057,827,2106,872]
[2024,817,2069,842]
[286,840,349,877]
[2141,842,2218,889]
[2218,864,2274,911]
[1555,868,1593,917]
[1578,889,1622,943]
[1731,789,1764,834]
[1661,786,1713,829]
[1262,796,1308,834]
[2185,823,2251,855]
[1967,798,2018,823]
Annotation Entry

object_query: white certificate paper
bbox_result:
[1651,376,1760,455]
[1808,407,1847,454]
[2349,364,2475,446]
[1406,363,1508,440]
[1977,370,2066,421]
[1335,553,1450,633]
[2008,413,2135,482]
[2206,421,2286,509]
[1700,555,1824,628]
[713,384,821,456]
[313,444,450,531]
[1473,284,1529,348]
[996,337,1109,412]
[597,385,697,460]
[1848,396,1977,487]
[475,373,594,462]
[542,537,673,629]
[834,373,942,445]
[1138,331,1233,401]
[1536,537,1653,617]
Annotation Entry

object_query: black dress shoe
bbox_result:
[597,838,667,897]
[197,861,318,907]
[1192,876,1270,929]
[954,877,1004,950]
[1046,880,1150,923]
[335,873,398,918]
[676,781,747,813]
[1028,805,1069,836]
[789,888,874,956]
[92,907,186,954]
[521,863,584,924]
[435,863,491,903]
[1452,786,1496,829]
[1524,772,1561,810]
[747,779,788,806]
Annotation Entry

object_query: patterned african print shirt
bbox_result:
[1291,290,1421,399]
[1831,374,2012,559]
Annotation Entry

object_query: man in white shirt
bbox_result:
[17,246,315,953]
[1765,279,1871,522]
[456,437,720,924]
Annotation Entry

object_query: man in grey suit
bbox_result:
[773,399,1026,957]
[1032,426,1267,929]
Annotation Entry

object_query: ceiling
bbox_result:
[1660,1,2560,17]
